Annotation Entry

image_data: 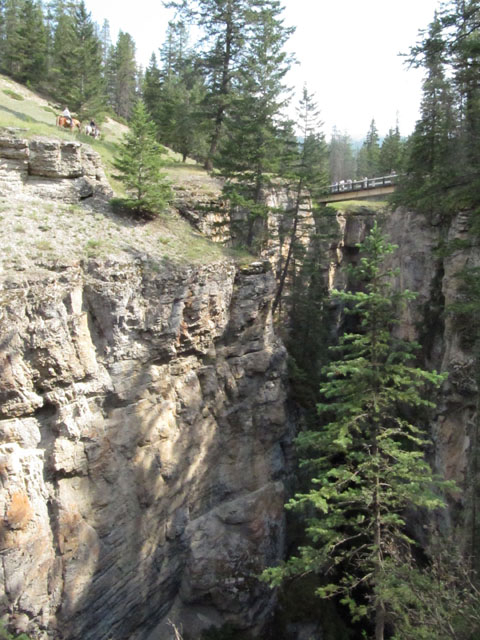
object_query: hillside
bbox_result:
[0,75,244,272]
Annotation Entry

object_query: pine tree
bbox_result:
[378,122,404,175]
[112,100,172,217]
[159,18,189,79]
[329,127,356,183]
[143,52,162,119]
[1,0,23,76]
[446,0,480,170]
[356,119,381,178]
[99,18,111,68]
[111,31,137,119]
[272,85,328,315]
[396,12,457,217]
[12,0,47,85]
[164,0,253,170]
[149,20,208,161]
[218,0,293,248]
[263,224,451,640]
[0,0,5,66]
[52,1,105,115]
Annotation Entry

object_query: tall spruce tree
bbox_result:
[218,0,293,248]
[272,85,328,315]
[1,0,23,76]
[110,31,137,119]
[13,0,47,85]
[164,0,254,170]
[147,20,208,161]
[329,127,356,183]
[143,52,162,120]
[113,100,172,217]
[52,0,105,114]
[378,122,404,175]
[398,12,456,216]
[263,224,450,640]
[356,118,381,178]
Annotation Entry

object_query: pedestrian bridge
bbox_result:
[319,174,398,204]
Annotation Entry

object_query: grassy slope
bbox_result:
[0,75,247,272]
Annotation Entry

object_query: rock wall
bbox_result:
[383,208,479,516]
[0,134,112,205]
[0,256,291,640]
[1,128,478,640]
[321,204,478,530]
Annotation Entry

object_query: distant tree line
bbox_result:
[0,0,139,119]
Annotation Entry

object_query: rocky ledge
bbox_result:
[0,134,112,205]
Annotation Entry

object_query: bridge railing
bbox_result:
[328,173,398,194]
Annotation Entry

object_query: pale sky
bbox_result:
[85,0,441,140]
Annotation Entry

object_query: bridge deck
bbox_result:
[319,184,396,204]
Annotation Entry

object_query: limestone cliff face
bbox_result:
[320,205,478,524]
[1,130,477,640]
[0,134,112,205]
[0,137,291,640]
[383,208,478,512]
[0,258,290,640]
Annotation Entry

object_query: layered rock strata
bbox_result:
[0,134,112,205]
[0,258,291,639]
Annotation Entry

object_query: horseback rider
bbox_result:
[62,106,72,126]
[89,119,97,136]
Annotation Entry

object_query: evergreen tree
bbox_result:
[1,0,23,76]
[50,0,74,93]
[52,1,105,114]
[143,52,162,119]
[446,0,480,172]
[272,85,328,315]
[110,31,137,119]
[104,42,117,109]
[356,118,381,178]
[148,20,208,160]
[329,127,356,183]
[159,18,189,79]
[218,0,293,248]
[12,0,47,85]
[263,224,450,640]
[378,122,404,175]
[99,18,111,68]
[0,0,5,67]
[396,13,457,217]
[164,0,253,170]
[112,100,172,217]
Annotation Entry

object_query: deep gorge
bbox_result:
[0,136,478,639]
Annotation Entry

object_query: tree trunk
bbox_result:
[272,181,303,315]
[204,16,233,171]
[375,600,385,640]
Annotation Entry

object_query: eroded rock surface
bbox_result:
[0,258,291,639]
[0,135,112,205]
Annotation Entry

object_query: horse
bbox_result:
[84,123,100,139]
[56,115,81,131]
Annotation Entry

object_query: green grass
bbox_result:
[0,74,128,188]
[324,200,389,213]
[3,88,24,100]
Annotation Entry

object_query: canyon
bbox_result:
[0,136,477,639]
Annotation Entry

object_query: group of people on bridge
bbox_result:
[329,172,398,194]
[57,106,100,139]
